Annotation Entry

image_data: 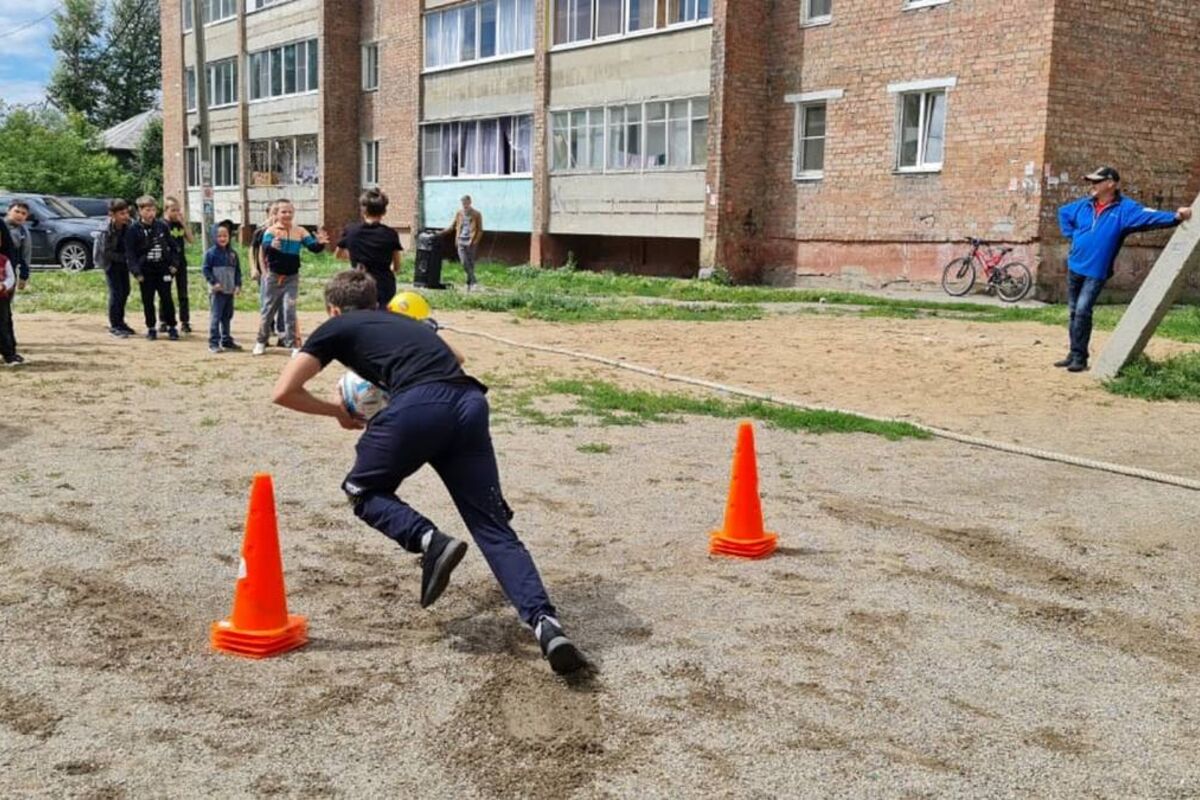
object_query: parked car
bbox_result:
[0,193,106,272]
[62,196,117,218]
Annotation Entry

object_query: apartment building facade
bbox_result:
[162,0,1200,297]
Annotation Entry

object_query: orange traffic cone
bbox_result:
[211,473,308,658]
[709,422,778,559]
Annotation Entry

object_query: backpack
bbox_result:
[92,227,109,270]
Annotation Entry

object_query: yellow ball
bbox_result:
[387,290,431,320]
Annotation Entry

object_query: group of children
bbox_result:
[93,187,405,356]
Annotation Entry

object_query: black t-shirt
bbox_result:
[337,222,402,276]
[301,309,483,396]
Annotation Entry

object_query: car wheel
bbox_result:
[58,240,92,272]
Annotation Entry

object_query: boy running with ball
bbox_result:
[270,270,586,675]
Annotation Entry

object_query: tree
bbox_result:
[0,108,134,198]
[98,0,162,128]
[47,0,106,123]
[132,116,164,199]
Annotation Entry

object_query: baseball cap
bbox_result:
[1085,166,1120,183]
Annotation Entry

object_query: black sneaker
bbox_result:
[168,327,180,341]
[223,341,243,351]
[118,324,137,335]
[146,329,158,341]
[1067,359,1089,373]
[534,615,586,675]
[181,322,192,334]
[419,530,468,609]
[158,322,168,333]
[9,354,24,364]
[1053,355,1074,368]
[110,327,130,338]
[2,358,20,368]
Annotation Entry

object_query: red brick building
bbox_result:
[161,0,1200,297]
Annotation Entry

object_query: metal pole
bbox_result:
[191,0,214,250]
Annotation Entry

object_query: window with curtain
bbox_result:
[425,1,533,70]
[668,0,712,24]
[421,115,534,178]
[249,40,318,100]
[627,0,655,31]
[553,97,708,173]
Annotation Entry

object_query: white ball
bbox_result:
[339,371,388,420]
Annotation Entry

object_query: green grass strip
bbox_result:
[1104,353,1200,402]
[543,379,929,440]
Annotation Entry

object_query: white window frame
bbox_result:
[666,0,711,26]
[250,0,295,11]
[185,147,200,187]
[362,43,380,91]
[184,67,197,112]
[423,0,536,73]
[362,140,380,188]
[248,135,319,186]
[792,103,826,180]
[421,115,534,179]
[903,0,950,10]
[206,58,238,109]
[551,0,711,51]
[801,0,832,26]
[183,0,237,32]
[549,96,709,175]
[248,39,319,102]
[888,77,954,173]
[785,89,842,181]
[212,143,240,188]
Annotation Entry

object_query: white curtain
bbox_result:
[461,120,480,175]
[480,119,500,174]
[517,0,534,51]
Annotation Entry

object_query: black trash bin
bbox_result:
[413,229,446,289]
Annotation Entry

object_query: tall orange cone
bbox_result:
[211,473,308,658]
[709,422,778,559]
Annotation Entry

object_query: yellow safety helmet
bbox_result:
[387,290,431,320]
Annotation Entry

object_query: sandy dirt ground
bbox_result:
[2,311,1199,799]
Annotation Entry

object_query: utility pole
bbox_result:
[191,0,214,250]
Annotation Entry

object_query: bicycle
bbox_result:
[941,238,1032,302]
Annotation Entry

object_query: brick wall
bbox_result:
[160,2,186,210]
[702,0,772,282]
[366,0,422,247]
[1038,0,1200,300]
[746,0,1056,288]
[319,0,364,242]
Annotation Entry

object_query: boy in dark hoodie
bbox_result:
[164,197,195,334]
[202,223,242,353]
[124,195,178,340]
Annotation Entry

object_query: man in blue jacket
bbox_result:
[1057,167,1192,372]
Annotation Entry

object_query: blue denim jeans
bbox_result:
[342,381,555,625]
[1067,271,1107,362]
[209,292,235,347]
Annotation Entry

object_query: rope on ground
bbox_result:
[443,324,1200,493]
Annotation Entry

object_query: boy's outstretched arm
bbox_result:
[272,353,364,429]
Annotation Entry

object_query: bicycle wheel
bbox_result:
[994,262,1032,303]
[941,257,976,296]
